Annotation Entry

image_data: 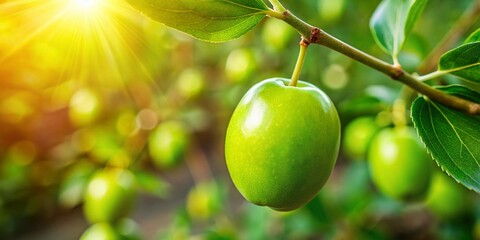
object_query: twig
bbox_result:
[418,1,480,74]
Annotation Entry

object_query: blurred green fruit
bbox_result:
[80,223,120,240]
[186,181,222,220]
[176,68,205,99]
[80,220,140,240]
[148,121,189,169]
[318,0,345,22]
[342,116,381,160]
[69,88,102,127]
[225,78,340,211]
[116,218,142,240]
[225,48,256,83]
[425,171,469,220]
[261,18,294,51]
[368,127,432,201]
[83,168,137,223]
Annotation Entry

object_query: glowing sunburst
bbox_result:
[0,0,165,104]
[73,0,99,11]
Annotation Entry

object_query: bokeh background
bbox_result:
[1,0,480,239]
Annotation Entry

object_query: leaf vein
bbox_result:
[430,101,480,184]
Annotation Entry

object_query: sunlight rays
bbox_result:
[0,0,167,107]
[72,0,99,12]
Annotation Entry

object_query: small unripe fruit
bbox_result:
[342,116,381,160]
[83,168,137,223]
[148,121,189,169]
[425,171,469,220]
[80,223,120,240]
[368,127,432,201]
[225,78,340,211]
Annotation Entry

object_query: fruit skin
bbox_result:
[342,116,381,161]
[80,219,142,240]
[116,218,142,240]
[80,223,120,240]
[368,127,432,201]
[83,168,137,223]
[148,121,189,169]
[225,78,340,211]
[425,171,469,220]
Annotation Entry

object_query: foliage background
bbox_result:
[0,0,479,239]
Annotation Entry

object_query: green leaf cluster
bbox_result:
[369,0,480,192]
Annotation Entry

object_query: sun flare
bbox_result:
[73,0,99,11]
[0,0,165,104]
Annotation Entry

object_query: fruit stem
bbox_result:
[289,40,308,87]
[267,6,480,115]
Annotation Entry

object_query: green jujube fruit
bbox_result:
[425,171,470,220]
[80,220,142,240]
[342,116,381,160]
[83,168,137,223]
[80,223,120,240]
[148,121,189,169]
[225,78,341,211]
[368,127,432,201]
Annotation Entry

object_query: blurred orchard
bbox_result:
[0,0,479,239]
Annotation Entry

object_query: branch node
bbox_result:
[300,37,309,47]
[391,66,405,80]
[469,104,480,115]
[309,28,321,44]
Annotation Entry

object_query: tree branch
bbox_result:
[267,8,480,115]
[418,1,480,74]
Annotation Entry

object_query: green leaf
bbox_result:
[438,42,480,83]
[370,0,428,60]
[124,0,268,42]
[465,28,480,44]
[411,85,480,192]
